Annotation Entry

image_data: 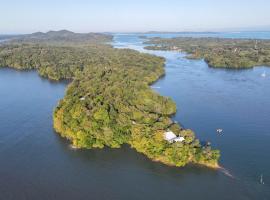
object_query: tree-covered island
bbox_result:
[144,37,270,68]
[0,31,220,168]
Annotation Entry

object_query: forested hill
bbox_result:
[145,37,270,69]
[0,31,114,80]
[8,30,113,46]
[0,31,220,168]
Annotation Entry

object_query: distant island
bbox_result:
[0,30,220,168]
[144,31,218,34]
[144,37,270,68]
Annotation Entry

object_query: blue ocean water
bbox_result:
[113,32,270,199]
[117,31,270,39]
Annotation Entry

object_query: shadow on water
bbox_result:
[52,130,257,200]
[54,124,241,184]
[54,131,223,182]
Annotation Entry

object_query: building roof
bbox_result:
[164,131,185,143]
[164,131,177,141]
[174,137,185,142]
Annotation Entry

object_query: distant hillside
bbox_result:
[11,30,112,45]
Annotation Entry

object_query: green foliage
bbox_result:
[145,37,270,69]
[0,30,220,168]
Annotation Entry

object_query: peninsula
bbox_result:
[144,37,270,68]
[0,31,220,168]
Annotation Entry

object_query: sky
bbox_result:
[1,0,270,34]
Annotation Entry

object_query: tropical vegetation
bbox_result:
[0,31,220,168]
[145,37,270,68]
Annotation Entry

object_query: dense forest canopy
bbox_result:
[0,31,219,168]
[145,37,270,68]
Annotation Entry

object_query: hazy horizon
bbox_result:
[1,0,270,34]
[2,28,270,36]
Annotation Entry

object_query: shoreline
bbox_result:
[68,140,220,170]
[116,36,220,170]
[144,36,270,69]
[1,32,220,170]
[145,46,270,69]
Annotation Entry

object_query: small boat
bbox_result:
[260,174,265,185]
[261,71,266,77]
[217,129,223,134]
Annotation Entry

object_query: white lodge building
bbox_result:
[164,131,185,143]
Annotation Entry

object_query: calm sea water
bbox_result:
[117,31,270,39]
[113,32,270,199]
[0,32,269,199]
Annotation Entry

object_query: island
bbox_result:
[144,37,270,68]
[0,30,220,168]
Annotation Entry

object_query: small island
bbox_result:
[144,37,270,68]
[0,31,220,168]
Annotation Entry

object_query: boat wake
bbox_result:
[69,144,79,150]
[219,166,236,179]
